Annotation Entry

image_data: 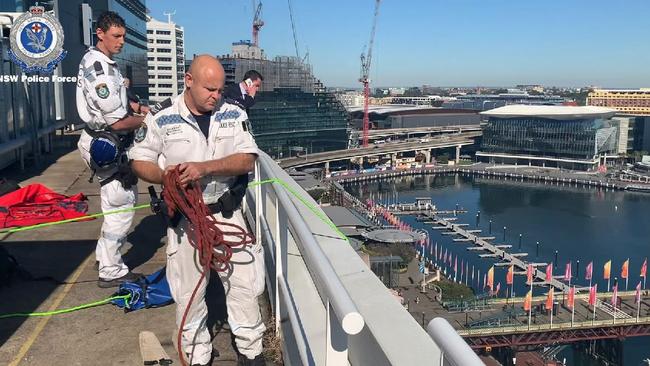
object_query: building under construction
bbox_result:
[216,41,348,158]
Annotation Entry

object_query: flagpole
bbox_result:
[571,286,575,327]
[607,277,610,292]
[528,281,532,331]
[637,294,641,322]
[626,277,629,292]
[549,288,554,329]
[592,297,596,326]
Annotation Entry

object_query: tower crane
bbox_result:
[252,1,264,47]
[359,0,381,147]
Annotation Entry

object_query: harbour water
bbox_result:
[344,172,650,365]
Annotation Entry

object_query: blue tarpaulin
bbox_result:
[111,267,174,312]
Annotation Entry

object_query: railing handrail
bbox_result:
[257,154,364,335]
[428,318,484,366]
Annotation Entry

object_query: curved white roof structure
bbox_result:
[480,105,618,120]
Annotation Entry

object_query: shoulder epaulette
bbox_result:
[93,61,104,76]
[150,98,173,116]
[224,97,245,111]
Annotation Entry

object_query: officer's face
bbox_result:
[97,25,125,56]
[186,70,224,113]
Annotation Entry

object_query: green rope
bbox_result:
[249,178,349,242]
[0,177,348,319]
[0,204,152,235]
[0,294,131,319]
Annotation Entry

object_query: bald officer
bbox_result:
[130,55,266,366]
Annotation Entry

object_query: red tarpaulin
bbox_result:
[0,184,89,229]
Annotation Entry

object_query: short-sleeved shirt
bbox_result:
[129,94,258,204]
[75,47,128,130]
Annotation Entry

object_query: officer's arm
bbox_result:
[201,153,256,176]
[110,114,145,132]
[131,161,164,184]
[129,114,163,183]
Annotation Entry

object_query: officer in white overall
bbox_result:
[76,12,145,287]
[130,55,266,366]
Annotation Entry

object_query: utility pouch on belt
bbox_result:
[148,186,182,228]
[209,174,248,219]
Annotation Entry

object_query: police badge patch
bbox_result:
[95,83,109,99]
[8,6,67,74]
[134,123,148,143]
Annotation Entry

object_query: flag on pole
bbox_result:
[611,283,618,306]
[636,281,642,304]
[567,286,575,309]
[454,256,458,273]
[527,264,533,285]
[495,282,501,296]
[589,284,598,306]
[641,258,647,278]
[545,288,554,310]
[545,263,553,282]
[434,243,437,261]
[506,265,514,285]
[523,290,532,311]
[585,261,593,280]
[487,266,495,291]
[483,273,487,289]
[604,260,612,280]
[622,258,629,279]
[564,262,572,282]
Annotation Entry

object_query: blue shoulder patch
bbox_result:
[156,114,184,128]
[216,110,241,121]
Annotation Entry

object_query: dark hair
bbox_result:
[243,70,263,82]
[96,11,125,32]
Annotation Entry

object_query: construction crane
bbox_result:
[359,0,381,148]
[287,0,300,60]
[252,1,264,47]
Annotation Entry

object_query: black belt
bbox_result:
[207,203,223,215]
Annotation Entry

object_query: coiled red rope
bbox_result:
[162,166,255,365]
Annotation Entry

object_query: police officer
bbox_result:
[76,11,144,288]
[130,55,266,366]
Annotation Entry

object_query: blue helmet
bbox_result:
[89,137,119,168]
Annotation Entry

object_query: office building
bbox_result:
[147,15,184,102]
[477,105,619,170]
[442,92,567,111]
[247,88,349,158]
[587,89,650,116]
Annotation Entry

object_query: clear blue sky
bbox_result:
[147,0,650,89]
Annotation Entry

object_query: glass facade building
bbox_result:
[248,88,349,158]
[477,106,619,170]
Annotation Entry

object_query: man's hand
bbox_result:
[244,83,258,98]
[140,105,151,114]
[177,162,207,186]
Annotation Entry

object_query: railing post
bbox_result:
[255,161,262,248]
[274,194,282,334]
[326,300,348,366]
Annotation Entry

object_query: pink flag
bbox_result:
[611,284,618,307]
[636,281,642,304]
[545,263,553,282]
[454,256,458,273]
[495,282,501,296]
[483,273,487,289]
[585,261,593,280]
[434,243,437,260]
[460,259,464,278]
[589,284,597,306]
[564,262,572,282]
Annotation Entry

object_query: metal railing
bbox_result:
[244,151,483,365]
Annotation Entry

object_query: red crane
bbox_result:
[359,0,381,147]
[252,1,264,47]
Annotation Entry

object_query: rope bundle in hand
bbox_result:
[162,166,254,365]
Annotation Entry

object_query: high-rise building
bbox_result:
[477,105,620,170]
[146,15,184,102]
[587,89,650,116]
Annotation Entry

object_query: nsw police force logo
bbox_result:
[8,6,67,74]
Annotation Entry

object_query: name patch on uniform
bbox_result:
[134,123,147,143]
[95,83,109,99]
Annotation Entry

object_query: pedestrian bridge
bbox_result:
[244,151,482,365]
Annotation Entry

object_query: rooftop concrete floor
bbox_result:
[0,133,275,366]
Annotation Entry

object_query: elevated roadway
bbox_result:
[279,131,481,169]
[364,125,482,140]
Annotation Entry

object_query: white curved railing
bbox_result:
[245,151,483,365]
